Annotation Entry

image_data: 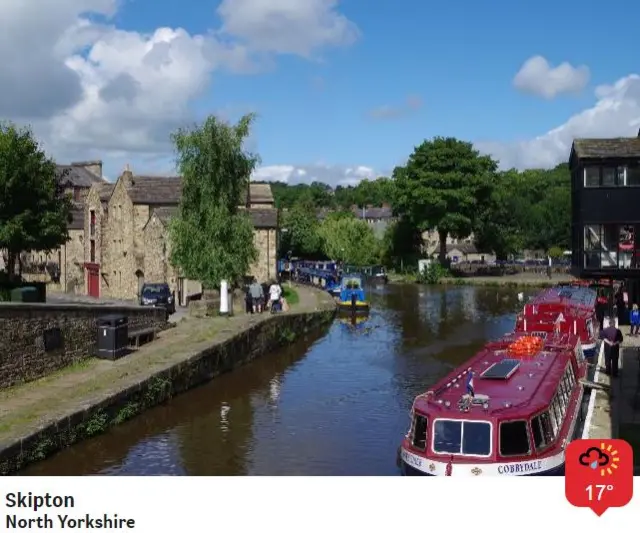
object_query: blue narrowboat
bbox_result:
[336,274,370,313]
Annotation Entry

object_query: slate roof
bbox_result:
[249,183,274,204]
[572,137,640,159]
[126,176,183,205]
[352,206,394,220]
[144,202,277,229]
[446,243,478,254]
[56,164,105,188]
[152,206,178,226]
[249,209,278,228]
[90,182,114,204]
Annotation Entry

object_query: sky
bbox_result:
[2,0,639,186]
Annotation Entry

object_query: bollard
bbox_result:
[220,280,229,316]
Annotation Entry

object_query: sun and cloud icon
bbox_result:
[578,442,621,476]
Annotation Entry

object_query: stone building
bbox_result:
[18,161,106,292]
[83,169,278,301]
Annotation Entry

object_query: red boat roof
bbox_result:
[529,285,596,311]
[414,332,580,419]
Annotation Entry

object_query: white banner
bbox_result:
[0,478,637,531]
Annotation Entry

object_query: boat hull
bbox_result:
[399,460,565,476]
[336,301,370,313]
[397,447,566,476]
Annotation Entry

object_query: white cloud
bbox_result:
[0,0,359,172]
[367,94,423,120]
[217,0,359,57]
[252,164,377,187]
[513,55,590,99]
[478,74,640,169]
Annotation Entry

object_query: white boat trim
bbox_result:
[400,447,565,476]
[582,316,616,439]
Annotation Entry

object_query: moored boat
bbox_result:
[515,285,599,358]
[336,274,370,313]
[399,330,588,476]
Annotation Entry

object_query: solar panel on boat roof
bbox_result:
[481,359,521,379]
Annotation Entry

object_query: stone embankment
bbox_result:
[0,284,336,474]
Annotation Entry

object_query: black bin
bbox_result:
[97,314,129,360]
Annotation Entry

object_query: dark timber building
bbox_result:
[570,132,640,307]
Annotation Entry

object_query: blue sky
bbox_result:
[3,0,640,184]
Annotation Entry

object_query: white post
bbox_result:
[220,280,229,315]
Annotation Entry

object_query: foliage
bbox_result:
[282,286,299,305]
[393,137,498,263]
[0,122,72,276]
[169,114,258,288]
[280,201,323,257]
[417,263,449,284]
[380,218,423,267]
[548,246,564,259]
[318,217,379,265]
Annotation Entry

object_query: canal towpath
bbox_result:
[583,320,640,472]
[0,284,335,470]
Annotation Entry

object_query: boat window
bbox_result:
[411,414,428,450]
[558,379,570,407]
[432,420,492,457]
[531,411,555,451]
[499,421,530,456]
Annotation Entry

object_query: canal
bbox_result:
[22,284,536,476]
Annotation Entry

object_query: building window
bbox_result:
[584,167,600,187]
[90,240,95,263]
[584,224,640,269]
[627,164,640,186]
[90,210,96,236]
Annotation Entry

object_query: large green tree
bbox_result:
[393,137,498,263]
[0,122,72,277]
[169,114,258,288]
[280,200,323,257]
[318,217,379,265]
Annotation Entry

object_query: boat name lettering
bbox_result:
[400,450,423,468]
[497,460,543,475]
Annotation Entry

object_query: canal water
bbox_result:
[22,284,536,476]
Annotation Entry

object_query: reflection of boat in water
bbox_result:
[338,314,370,327]
[336,274,370,314]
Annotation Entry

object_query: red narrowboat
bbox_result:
[399,331,588,476]
[515,285,599,358]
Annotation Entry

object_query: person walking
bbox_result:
[599,322,624,378]
[249,278,264,313]
[630,304,640,335]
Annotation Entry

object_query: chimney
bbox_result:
[122,164,133,187]
[70,160,103,178]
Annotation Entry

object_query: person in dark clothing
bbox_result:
[599,324,623,377]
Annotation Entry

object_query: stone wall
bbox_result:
[143,215,178,294]
[250,228,277,282]
[0,303,166,389]
[60,229,85,294]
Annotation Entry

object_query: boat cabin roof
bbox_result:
[341,274,364,285]
[529,286,596,311]
[414,331,581,420]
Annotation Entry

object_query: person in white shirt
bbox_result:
[268,282,282,309]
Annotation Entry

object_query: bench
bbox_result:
[128,326,156,349]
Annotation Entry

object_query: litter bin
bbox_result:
[10,286,38,302]
[97,314,129,360]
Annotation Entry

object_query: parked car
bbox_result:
[139,283,175,314]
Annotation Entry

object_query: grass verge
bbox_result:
[283,286,299,305]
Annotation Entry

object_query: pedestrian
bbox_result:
[599,322,624,378]
[249,278,264,313]
[630,304,640,336]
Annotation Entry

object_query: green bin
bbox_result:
[10,287,39,302]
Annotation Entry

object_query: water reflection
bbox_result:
[22,284,533,476]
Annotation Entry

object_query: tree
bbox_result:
[393,137,498,263]
[280,201,323,257]
[380,217,423,267]
[0,122,72,277]
[169,114,258,288]
[318,217,379,265]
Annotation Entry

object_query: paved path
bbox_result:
[0,284,333,455]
